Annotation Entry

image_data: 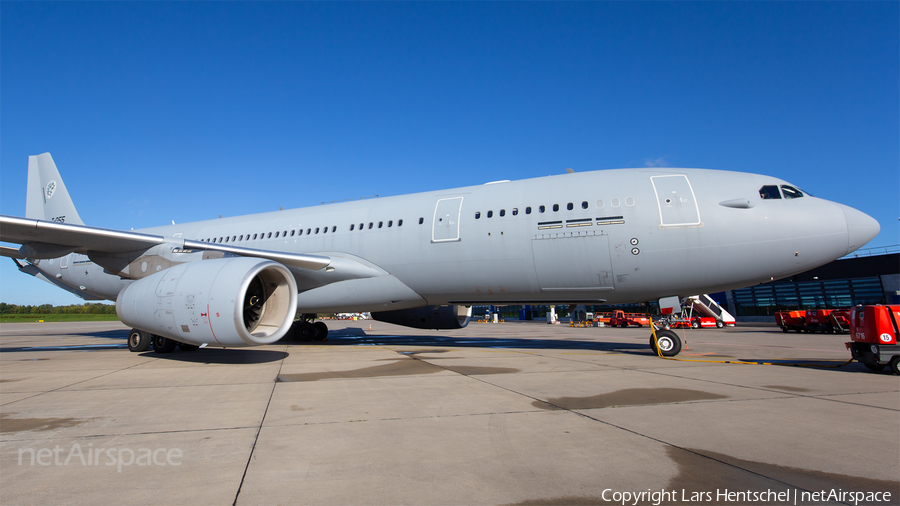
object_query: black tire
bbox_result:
[128,329,151,352]
[296,322,313,341]
[313,321,328,341]
[864,363,885,372]
[715,320,725,328]
[691,320,700,329]
[782,327,789,333]
[178,342,199,352]
[620,323,628,328]
[636,324,642,328]
[152,335,178,353]
[890,357,899,376]
[650,330,682,357]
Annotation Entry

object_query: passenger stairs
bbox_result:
[684,294,736,326]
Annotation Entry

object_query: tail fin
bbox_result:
[25,153,84,225]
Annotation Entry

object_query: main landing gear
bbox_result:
[290,314,329,342]
[127,328,200,354]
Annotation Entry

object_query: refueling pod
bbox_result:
[116,257,297,347]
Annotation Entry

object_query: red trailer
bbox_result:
[775,310,806,332]
[845,305,900,374]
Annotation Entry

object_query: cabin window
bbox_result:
[553,204,559,212]
[275,232,279,238]
[252,234,257,240]
[298,230,303,236]
[487,210,493,218]
[499,209,506,217]
[475,212,481,219]
[512,208,518,216]
[267,233,272,239]
[315,228,320,234]
[369,222,374,229]
[388,220,393,227]
[398,219,403,226]
[582,201,589,209]
[323,227,328,234]
[306,228,311,235]
[283,230,287,236]
[350,224,355,231]
[539,205,545,213]
[378,221,383,228]
[525,207,532,214]
[759,185,782,199]
[419,217,424,224]
[239,235,243,241]
[781,185,804,199]
[290,230,295,236]
[359,223,364,230]
[567,203,573,211]
[221,237,225,242]
[332,226,336,232]
[232,236,236,242]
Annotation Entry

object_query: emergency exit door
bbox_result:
[432,197,463,243]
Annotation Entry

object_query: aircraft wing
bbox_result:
[0,215,331,271]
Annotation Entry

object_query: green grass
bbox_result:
[0,314,122,323]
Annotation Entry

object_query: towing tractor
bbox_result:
[846,305,900,375]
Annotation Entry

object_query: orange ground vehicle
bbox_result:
[775,310,807,332]
[846,305,900,375]
[608,310,649,328]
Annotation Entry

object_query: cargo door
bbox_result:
[432,197,463,243]
[532,234,614,291]
[651,175,701,227]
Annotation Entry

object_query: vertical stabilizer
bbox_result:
[25,153,84,225]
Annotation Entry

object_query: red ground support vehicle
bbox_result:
[846,305,900,375]
[667,316,724,329]
[806,309,851,334]
[608,310,648,328]
[775,310,807,332]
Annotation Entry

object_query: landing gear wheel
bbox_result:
[152,335,178,353]
[691,320,700,329]
[296,322,314,341]
[128,329,151,352]
[890,357,899,376]
[178,342,199,352]
[782,327,789,333]
[313,321,328,341]
[864,363,885,372]
[716,320,725,328]
[650,330,682,357]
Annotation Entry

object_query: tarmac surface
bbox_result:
[1,320,898,506]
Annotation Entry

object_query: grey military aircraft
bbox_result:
[0,153,880,356]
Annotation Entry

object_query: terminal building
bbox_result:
[475,246,899,323]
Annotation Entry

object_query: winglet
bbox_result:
[26,153,84,225]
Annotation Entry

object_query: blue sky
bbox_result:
[1,1,897,305]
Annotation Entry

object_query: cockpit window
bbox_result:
[781,185,803,199]
[759,185,782,199]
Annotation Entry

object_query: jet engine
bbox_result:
[372,305,471,330]
[116,257,297,347]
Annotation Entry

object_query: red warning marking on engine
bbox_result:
[206,304,220,344]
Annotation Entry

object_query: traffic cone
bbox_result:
[369,323,372,331]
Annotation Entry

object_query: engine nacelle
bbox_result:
[372,305,471,330]
[116,257,297,347]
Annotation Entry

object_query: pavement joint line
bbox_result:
[232,344,288,506]
[0,358,156,408]
[631,367,900,412]
[0,425,260,443]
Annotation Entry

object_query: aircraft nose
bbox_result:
[840,204,880,255]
